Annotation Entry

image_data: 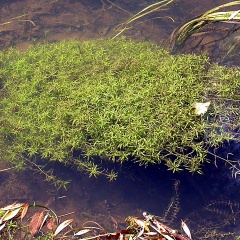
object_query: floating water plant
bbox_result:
[0,38,239,182]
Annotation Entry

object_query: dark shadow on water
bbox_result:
[40,149,239,219]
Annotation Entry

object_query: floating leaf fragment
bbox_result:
[20,204,29,220]
[2,207,21,222]
[0,222,6,232]
[75,228,91,236]
[39,211,49,232]
[144,232,157,236]
[192,101,211,115]
[181,220,192,240]
[228,10,240,20]
[54,219,73,236]
[161,233,175,240]
[1,203,24,211]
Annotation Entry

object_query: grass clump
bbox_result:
[0,38,239,179]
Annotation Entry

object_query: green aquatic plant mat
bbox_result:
[0,38,239,178]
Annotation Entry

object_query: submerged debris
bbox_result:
[0,200,191,240]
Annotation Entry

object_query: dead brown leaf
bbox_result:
[29,211,44,236]
[20,204,29,220]
[46,218,57,230]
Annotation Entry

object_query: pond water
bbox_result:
[0,0,240,239]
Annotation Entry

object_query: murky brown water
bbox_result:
[0,0,240,238]
[0,0,235,55]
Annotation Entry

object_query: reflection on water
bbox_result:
[0,0,240,238]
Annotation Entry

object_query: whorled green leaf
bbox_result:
[0,38,239,179]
